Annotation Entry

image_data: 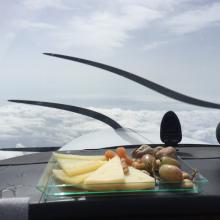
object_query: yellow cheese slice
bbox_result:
[53,169,93,185]
[123,166,155,190]
[84,164,155,191]
[57,158,106,176]
[53,152,106,161]
[83,156,124,190]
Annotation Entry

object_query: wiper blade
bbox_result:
[8,101,152,145]
[8,100,122,129]
[43,53,220,109]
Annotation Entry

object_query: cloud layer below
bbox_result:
[0,104,219,150]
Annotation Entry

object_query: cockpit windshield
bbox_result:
[1,1,220,160]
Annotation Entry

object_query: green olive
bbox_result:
[181,179,193,188]
[159,164,183,182]
[182,171,190,179]
[155,146,176,159]
[160,156,180,168]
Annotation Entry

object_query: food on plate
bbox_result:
[182,171,190,179]
[53,152,106,161]
[181,179,193,188]
[104,150,116,160]
[53,169,93,185]
[51,145,197,192]
[115,147,133,165]
[121,145,197,188]
[160,156,180,168]
[116,147,127,158]
[141,170,150,175]
[153,146,164,155]
[56,158,106,176]
[84,156,124,185]
[52,152,155,191]
[159,164,183,182]
[123,166,155,190]
[155,159,161,171]
[131,144,154,158]
[155,146,176,159]
[83,156,155,190]
[120,158,129,175]
[131,160,145,170]
[141,154,156,174]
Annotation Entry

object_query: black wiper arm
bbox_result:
[43,53,220,109]
[8,100,149,144]
[8,100,122,129]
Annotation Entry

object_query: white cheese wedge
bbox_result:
[56,158,106,176]
[84,156,124,190]
[53,152,106,161]
[53,169,93,185]
[123,166,155,190]
[84,162,155,191]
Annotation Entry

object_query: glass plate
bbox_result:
[37,152,208,200]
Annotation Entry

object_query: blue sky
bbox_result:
[1,0,220,107]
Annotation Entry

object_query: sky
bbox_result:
[0,0,220,104]
[0,0,220,151]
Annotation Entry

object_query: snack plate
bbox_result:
[37,153,208,201]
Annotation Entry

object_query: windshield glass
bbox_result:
[1,1,220,160]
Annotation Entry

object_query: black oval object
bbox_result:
[216,122,220,144]
[160,111,182,146]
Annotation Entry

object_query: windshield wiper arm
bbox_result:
[43,53,220,109]
[8,100,152,144]
[8,100,122,129]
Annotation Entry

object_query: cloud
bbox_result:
[0,32,17,59]
[0,104,219,155]
[0,104,106,149]
[15,20,56,30]
[143,40,168,51]
[11,1,220,52]
[51,2,162,50]
[22,0,70,10]
[6,1,220,52]
[48,1,220,51]
[167,2,220,34]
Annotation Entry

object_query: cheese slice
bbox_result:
[53,169,93,185]
[53,152,106,161]
[56,158,106,176]
[84,163,155,191]
[123,166,155,190]
[84,156,124,187]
